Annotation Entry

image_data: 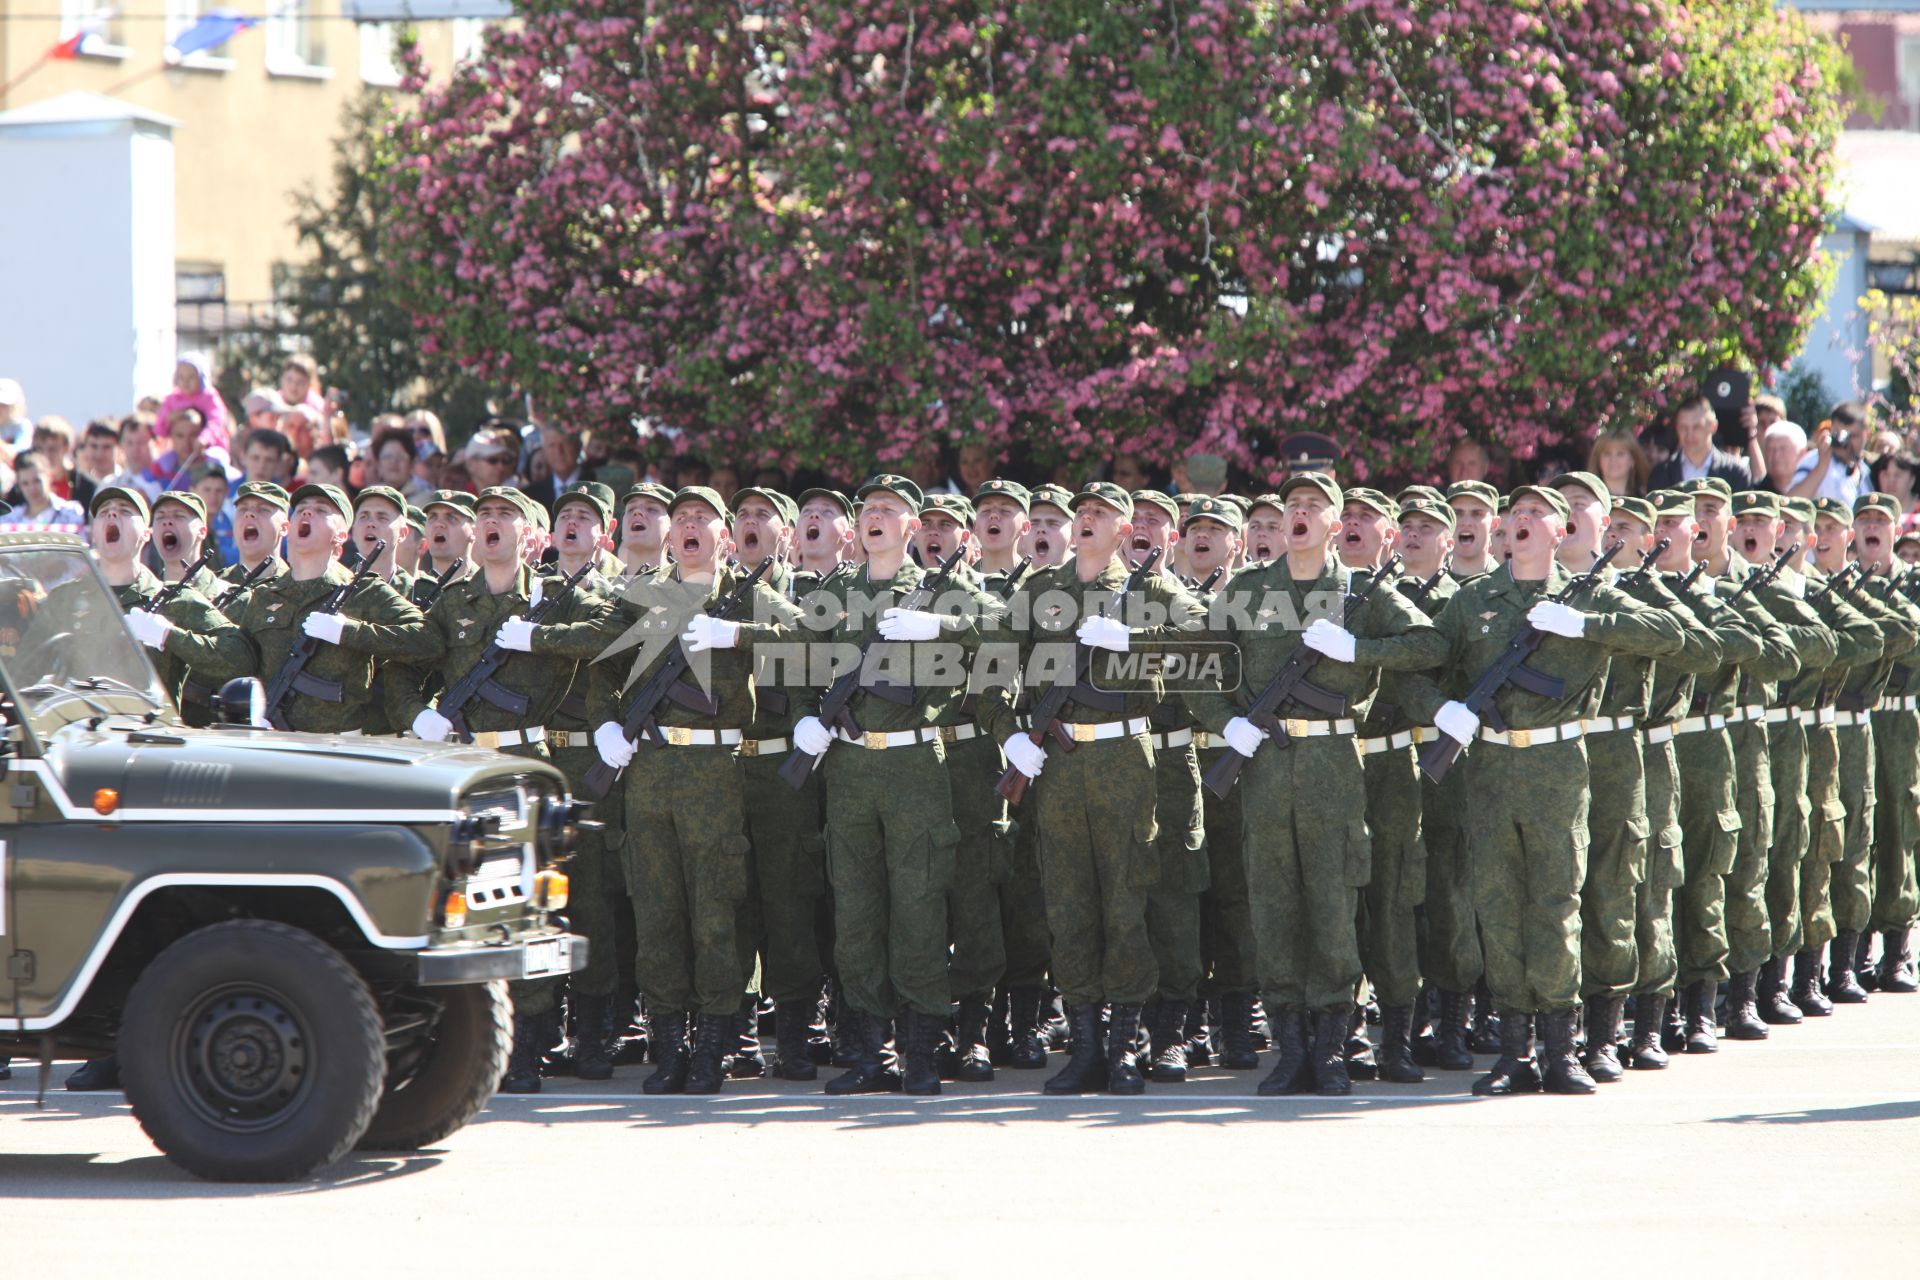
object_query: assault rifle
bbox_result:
[411,557,466,610]
[438,559,593,741]
[1401,566,1448,610]
[151,546,215,610]
[211,557,274,610]
[1619,538,1671,587]
[1723,543,1800,605]
[261,541,384,731]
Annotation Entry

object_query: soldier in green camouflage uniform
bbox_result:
[982,481,1205,1095]
[350,485,422,736]
[1192,472,1445,1097]
[421,489,479,585]
[218,481,289,609]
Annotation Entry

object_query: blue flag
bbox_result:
[169,10,258,60]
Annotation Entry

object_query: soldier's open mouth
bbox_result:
[1132,534,1150,551]
[927,538,945,558]
[1514,527,1531,543]
[485,529,502,549]
[103,525,121,545]
[1865,535,1883,551]
[160,531,180,554]
[804,525,821,542]
[1079,523,1095,540]
[866,524,883,541]
[1192,538,1211,556]
[1291,519,1308,539]
[297,518,313,539]
[742,532,759,552]
[1458,532,1477,549]
[1035,536,1051,555]
[1344,530,1362,546]
[986,522,1001,538]
[684,535,702,553]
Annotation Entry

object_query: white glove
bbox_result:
[1527,600,1588,638]
[1003,733,1047,779]
[878,607,942,641]
[682,615,740,652]
[125,608,174,651]
[497,616,536,652]
[794,715,833,756]
[1435,700,1480,745]
[412,708,453,742]
[1222,716,1267,758]
[1302,618,1358,663]
[302,611,347,644]
[1076,614,1131,652]
[594,721,636,769]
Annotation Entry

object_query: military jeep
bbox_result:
[0,532,588,1181]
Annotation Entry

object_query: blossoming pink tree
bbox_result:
[383,0,1846,481]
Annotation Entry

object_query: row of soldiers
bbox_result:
[75,465,1920,1099]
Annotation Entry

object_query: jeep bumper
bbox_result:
[414,933,589,985]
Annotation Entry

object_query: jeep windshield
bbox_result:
[0,544,171,734]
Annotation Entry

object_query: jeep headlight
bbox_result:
[535,795,593,863]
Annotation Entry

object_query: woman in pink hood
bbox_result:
[155,354,232,452]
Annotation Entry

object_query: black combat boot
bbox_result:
[1432,990,1474,1071]
[1006,986,1049,1069]
[1467,979,1501,1053]
[64,1054,123,1093]
[1410,985,1439,1067]
[1147,1001,1190,1084]
[1724,970,1769,1040]
[1377,1006,1423,1083]
[1758,957,1803,1024]
[1582,997,1625,1083]
[1043,1004,1109,1095]
[1218,990,1260,1070]
[1628,994,1669,1070]
[1826,933,1869,1004]
[986,988,1014,1067]
[773,999,819,1081]
[952,996,995,1083]
[683,1013,733,1094]
[1472,1009,1541,1095]
[1184,1001,1212,1067]
[1343,1006,1377,1081]
[1309,1008,1352,1096]
[642,1009,690,1094]
[828,981,859,1067]
[727,998,767,1078]
[1255,1008,1311,1096]
[1791,949,1832,1016]
[1662,988,1688,1052]
[1106,1004,1146,1095]
[571,992,619,1082]
[1541,1008,1596,1094]
[503,1012,553,1094]
[1879,928,1917,993]
[824,1010,901,1094]
[1856,931,1880,991]
[1684,979,1719,1053]
[899,1010,944,1095]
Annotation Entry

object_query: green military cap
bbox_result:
[1898,531,1920,553]
[289,482,354,525]
[1677,476,1734,502]
[1028,483,1074,514]
[476,485,540,524]
[1854,492,1902,519]
[972,478,1030,512]
[1218,493,1252,517]
[235,480,289,511]
[1547,470,1610,510]
[1649,489,1696,518]
[1730,490,1781,517]
[90,484,151,520]
[352,484,408,515]
[1069,480,1134,518]
[670,484,731,518]
[624,481,676,511]
[922,492,976,524]
[152,489,208,523]
[1342,486,1399,521]
[733,485,796,525]
[1610,495,1656,529]
[1396,484,1445,507]
[1278,471,1342,506]
[557,480,617,525]
[1497,495,1512,514]
[1247,492,1285,515]
[1181,494,1243,532]
[405,505,426,535]
[1398,497,1456,532]
[424,488,477,519]
[1812,496,1853,526]
[1130,489,1181,524]
[796,486,853,519]
[1445,480,1500,510]
[1780,496,1816,527]
[854,473,924,514]
[1508,484,1570,523]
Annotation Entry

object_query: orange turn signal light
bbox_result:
[534,870,570,911]
[442,891,468,929]
[92,788,119,816]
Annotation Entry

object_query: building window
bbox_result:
[1899,35,1920,131]
[164,1,235,72]
[359,22,402,87]
[267,0,332,79]
[451,17,488,66]
[58,0,129,58]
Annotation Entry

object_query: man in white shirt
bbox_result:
[1789,402,1874,507]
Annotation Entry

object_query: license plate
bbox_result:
[521,937,570,978]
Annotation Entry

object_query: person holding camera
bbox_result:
[1789,403,1875,507]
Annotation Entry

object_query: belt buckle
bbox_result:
[1284,718,1309,738]
[1071,722,1097,744]
[737,738,759,758]
[666,725,692,747]
[864,730,888,750]
[1509,728,1533,748]
[938,724,957,744]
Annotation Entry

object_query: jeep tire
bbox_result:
[358,980,511,1151]
[120,920,385,1182]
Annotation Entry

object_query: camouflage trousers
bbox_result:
[1580,729,1647,1000]
[1240,735,1368,1013]
[1032,733,1159,1007]
[1416,766,1481,996]
[1725,724,1776,977]
[1764,719,1810,962]
[1197,747,1257,996]
[1832,724,1877,934]
[623,742,755,1018]
[1800,723,1843,952]
[1870,709,1920,931]
[1359,744,1425,1009]
[740,750,828,1004]
[824,740,958,1020]
[1674,729,1738,988]
[1460,738,1588,1013]
[1634,737,1682,998]
[946,731,1010,1002]
[1147,743,1207,1004]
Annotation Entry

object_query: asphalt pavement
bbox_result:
[4,994,1918,1275]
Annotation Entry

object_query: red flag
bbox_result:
[50,31,98,60]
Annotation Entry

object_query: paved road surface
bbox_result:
[5,995,1918,1274]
